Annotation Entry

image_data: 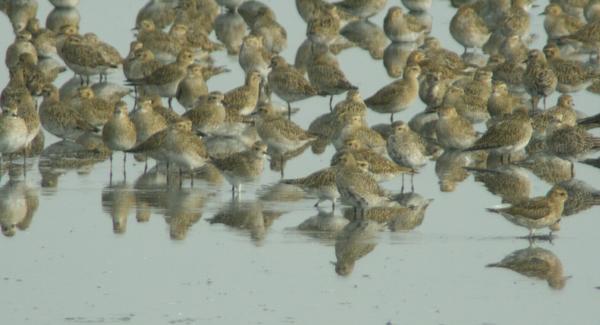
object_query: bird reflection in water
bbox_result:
[296,207,349,242]
[0,177,39,238]
[208,198,283,245]
[334,218,382,276]
[101,181,135,234]
[38,135,110,190]
[130,164,207,240]
[487,245,569,290]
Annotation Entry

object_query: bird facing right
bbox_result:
[487,186,568,238]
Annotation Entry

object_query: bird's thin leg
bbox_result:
[401,174,405,194]
[314,199,320,207]
[287,102,291,120]
[390,113,394,123]
[179,168,183,188]
[329,95,333,111]
[166,164,170,185]
[23,146,27,177]
[109,153,113,181]
[190,170,194,187]
[411,174,414,193]
[168,97,173,109]
[332,200,335,211]
[543,96,547,110]
[280,157,284,178]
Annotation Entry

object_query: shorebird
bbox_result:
[127,49,195,108]
[387,120,429,190]
[239,2,275,27]
[333,89,367,116]
[487,186,568,238]
[559,18,600,58]
[282,167,339,209]
[176,63,209,110]
[130,98,168,145]
[211,141,268,195]
[586,0,600,23]
[543,44,596,93]
[80,32,123,81]
[69,86,113,128]
[333,113,386,154]
[214,10,247,55]
[332,138,414,181]
[305,4,343,46]
[249,7,288,54]
[0,104,28,164]
[268,55,318,119]
[134,19,182,63]
[498,0,530,39]
[123,48,161,88]
[252,103,316,161]
[465,108,533,161]
[365,65,420,122]
[558,179,600,217]
[239,34,271,77]
[541,3,585,40]
[307,45,357,110]
[5,31,37,70]
[488,54,526,92]
[383,6,427,43]
[60,35,119,84]
[223,70,262,116]
[449,5,491,54]
[334,152,394,215]
[127,120,208,184]
[545,125,600,158]
[435,106,478,150]
[39,84,98,141]
[440,85,490,124]
[487,82,527,119]
[182,91,227,136]
[102,101,137,175]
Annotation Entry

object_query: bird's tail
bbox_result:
[281,177,304,185]
[485,262,505,268]
[578,113,600,129]
[590,136,600,150]
[486,208,500,214]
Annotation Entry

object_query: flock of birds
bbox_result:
[2,0,600,279]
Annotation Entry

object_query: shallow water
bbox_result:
[1,1,600,324]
